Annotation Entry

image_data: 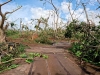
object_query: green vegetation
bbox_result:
[0,43,26,73]
[42,54,48,59]
[0,0,99,74]
[66,20,100,67]
[19,52,48,63]
[5,19,100,68]
[25,59,33,63]
[35,31,52,44]
[6,30,20,39]
[0,64,19,73]
[0,42,49,73]
[19,53,27,58]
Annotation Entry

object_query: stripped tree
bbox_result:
[0,0,22,43]
[40,0,60,39]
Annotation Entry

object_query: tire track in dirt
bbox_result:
[54,54,71,75]
[0,44,88,75]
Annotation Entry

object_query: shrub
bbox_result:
[6,30,20,39]
[0,43,26,72]
[6,30,19,37]
[35,31,52,44]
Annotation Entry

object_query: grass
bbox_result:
[0,43,26,73]
[6,30,20,39]
[0,64,19,73]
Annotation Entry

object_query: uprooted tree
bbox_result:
[0,0,22,43]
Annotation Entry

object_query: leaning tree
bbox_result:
[0,0,22,43]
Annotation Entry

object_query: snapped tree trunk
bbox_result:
[0,28,6,43]
[0,0,22,43]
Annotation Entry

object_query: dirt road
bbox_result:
[0,43,88,75]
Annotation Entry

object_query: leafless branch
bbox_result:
[4,6,22,16]
[0,6,3,17]
[0,6,22,28]
[76,10,84,20]
[82,3,90,24]
[96,6,100,10]
[0,0,12,6]
[66,1,74,21]
[97,0,100,4]
[45,0,58,15]
[72,4,80,16]
[0,58,33,65]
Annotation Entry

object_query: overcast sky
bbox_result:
[0,0,100,29]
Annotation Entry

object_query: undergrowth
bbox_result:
[66,20,100,67]
[0,43,48,73]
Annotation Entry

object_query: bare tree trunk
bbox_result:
[20,18,22,35]
[68,5,74,21]
[82,3,90,36]
[43,0,59,39]
[0,55,1,64]
[82,3,90,25]
[0,0,22,43]
[0,28,6,43]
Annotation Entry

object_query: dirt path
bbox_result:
[0,43,88,75]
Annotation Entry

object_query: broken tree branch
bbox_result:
[4,6,22,16]
[0,58,33,65]
[45,0,58,15]
[0,6,22,28]
[0,0,12,6]
[97,0,100,4]
[82,3,90,24]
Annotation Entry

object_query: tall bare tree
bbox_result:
[0,0,22,43]
[40,0,60,39]
[96,0,100,10]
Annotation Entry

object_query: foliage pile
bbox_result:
[35,30,53,44]
[34,27,65,44]
[0,43,26,73]
[0,42,48,73]
[65,20,100,67]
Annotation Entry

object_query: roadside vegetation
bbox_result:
[0,0,100,74]
[65,20,100,67]
[0,42,48,73]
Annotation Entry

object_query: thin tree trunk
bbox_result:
[0,0,22,43]
[0,28,6,43]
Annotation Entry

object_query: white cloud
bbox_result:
[76,0,97,4]
[61,1,100,25]
[31,7,52,19]
[1,2,32,29]
[30,7,62,29]
[0,0,99,30]
[61,1,72,14]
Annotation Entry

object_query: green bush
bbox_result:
[6,30,19,37]
[35,36,52,44]
[65,20,100,67]
[6,30,20,39]
[0,63,18,73]
[35,31,52,44]
[25,59,33,63]
[19,53,27,58]
[70,42,100,66]
[0,43,26,72]
[17,44,26,53]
